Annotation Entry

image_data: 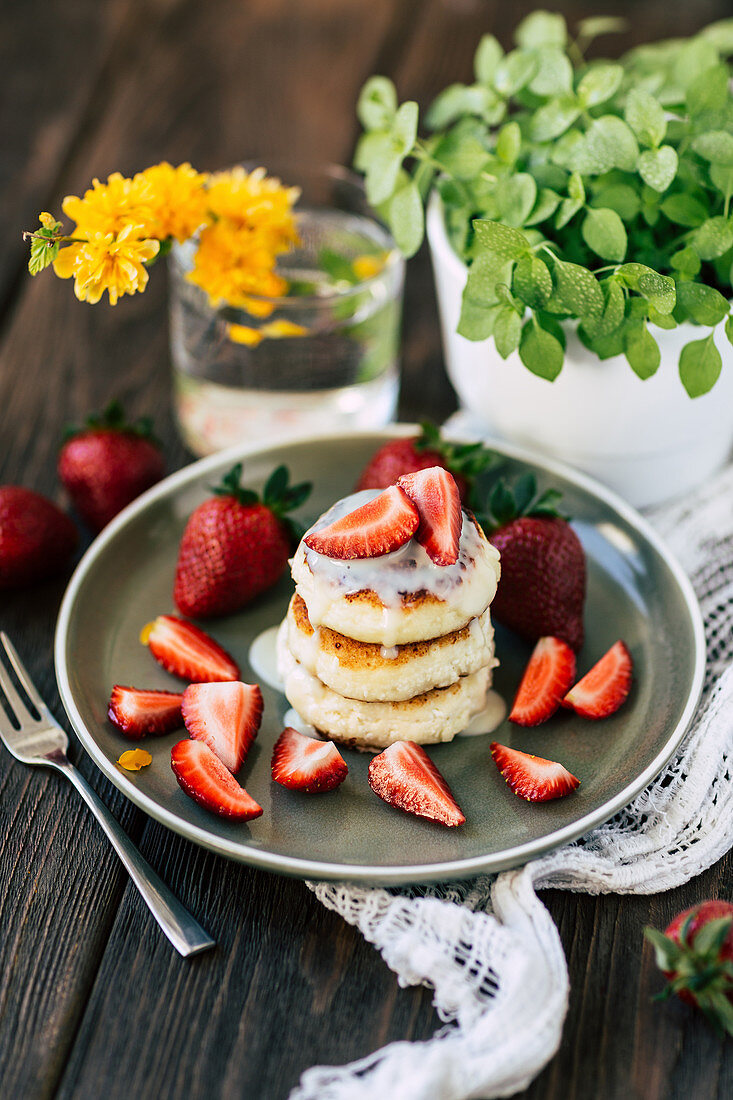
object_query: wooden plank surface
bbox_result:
[0,1,731,1098]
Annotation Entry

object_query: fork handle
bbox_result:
[59,761,215,957]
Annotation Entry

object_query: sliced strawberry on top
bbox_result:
[490,742,579,802]
[142,615,240,682]
[271,727,348,793]
[171,739,263,820]
[397,467,462,566]
[304,485,419,560]
[368,741,465,827]
[181,681,262,773]
[563,640,632,719]
[108,685,184,740]
[509,636,576,727]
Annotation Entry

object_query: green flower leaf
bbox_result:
[28,235,60,276]
[661,193,709,228]
[525,188,561,227]
[638,146,678,192]
[710,163,733,199]
[572,116,639,175]
[463,250,513,306]
[494,306,523,358]
[355,131,403,205]
[670,248,702,277]
[553,258,604,317]
[555,171,585,229]
[530,97,581,142]
[679,334,723,397]
[519,316,565,380]
[591,183,641,221]
[494,49,539,97]
[625,89,667,148]
[426,84,504,129]
[582,207,628,261]
[512,255,553,310]
[457,297,501,341]
[576,16,629,43]
[393,101,419,154]
[577,64,623,108]
[434,130,491,180]
[692,131,733,166]
[687,63,731,116]
[474,34,504,85]
[676,282,730,326]
[528,48,574,98]
[473,219,531,260]
[624,319,661,379]
[496,121,521,166]
[617,263,676,314]
[495,174,537,227]
[516,11,567,48]
[386,178,424,258]
[692,216,733,261]
[725,315,733,347]
[580,278,625,338]
[357,77,398,132]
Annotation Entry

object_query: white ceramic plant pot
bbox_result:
[426,194,733,508]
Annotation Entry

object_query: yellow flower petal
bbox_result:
[117,749,152,771]
[52,244,80,279]
[352,253,386,281]
[227,323,264,346]
[39,212,56,229]
[260,320,309,339]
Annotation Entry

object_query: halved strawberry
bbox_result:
[171,739,262,820]
[367,741,465,826]
[304,485,419,559]
[271,727,348,792]
[181,681,263,773]
[563,640,632,719]
[397,467,462,566]
[509,636,576,727]
[490,741,579,802]
[141,615,240,682]
[108,685,183,739]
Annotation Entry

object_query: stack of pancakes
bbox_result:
[277,490,501,751]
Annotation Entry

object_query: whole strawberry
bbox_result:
[477,473,585,652]
[0,486,78,589]
[645,900,733,1035]
[174,463,311,618]
[356,421,496,504]
[58,400,165,531]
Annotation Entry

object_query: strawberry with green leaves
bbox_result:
[174,463,311,618]
[476,473,586,652]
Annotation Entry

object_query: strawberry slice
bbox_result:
[142,615,240,682]
[181,681,263,773]
[509,636,576,727]
[563,640,632,718]
[304,485,419,559]
[108,685,184,739]
[368,741,465,826]
[397,467,462,566]
[171,739,263,820]
[271,727,348,792]
[490,741,580,802]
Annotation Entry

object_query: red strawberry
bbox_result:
[397,467,462,566]
[181,681,263,773]
[142,615,240,682]
[305,485,418,560]
[490,742,580,802]
[368,741,465,826]
[645,900,733,1035]
[509,636,576,727]
[174,463,311,618]
[356,422,496,503]
[58,401,164,531]
[0,486,77,589]
[563,641,632,718]
[271,726,348,792]
[108,685,183,739]
[170,739,263,820]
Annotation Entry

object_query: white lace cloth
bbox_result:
[292,437,733,1100]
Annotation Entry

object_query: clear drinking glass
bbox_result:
[169,164,405,455]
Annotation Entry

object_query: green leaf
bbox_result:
[700,18,733,52]
[679,335,723,397]
[591,183,640,221]
[434,131,491,180]
[582,207,627,261]
[692,216,733,261]
[528,48,574,97]
[515,11,567,49]
[687,63,731,116]
[512,255,552,310]
[457,297,501,341]
[519,316,565,380]
[357,77,397,131]
[525,188,561,226]
[355,131,403,205]
[473,219,531,260]
[495,174,537,227]
[494,307,523,358]
[676,282,730,325]
[572,116,639,174]
[638,146,678,192]
[494,50,538,96]
[426,84,504,129]
[692,131,733,166]
[386,178,424,258]
[555,171,585,229]
[577,64,623,108]
[463,250,513,305]
[530,97,581,142]
[393,101,419,154]
[576,16,629,42]
[28,235,60,275]
[648,305,678,330]
[661,193,709,227]
[580,278,625,338]
[624,319,661,379]
[710,163,733,198]
[496,121,521,165]
[617,263,676,313]
[625,89,667,147]
[553,259,604,317]
[725,315,733,347]
[474,34,504,84]
[671,248,702,277]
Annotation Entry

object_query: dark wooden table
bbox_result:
[1,2,731,1097]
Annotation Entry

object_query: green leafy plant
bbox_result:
[355,12,733,395]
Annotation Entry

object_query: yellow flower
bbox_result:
[62,172,152,238]
[39,212,57,230]
[352,252,387,281]
[226,318,309,346]
[188,218,288,311]
[53,223,160,305]
[205,166,300,255]
[134,162,209,242]
[227,323,264,346]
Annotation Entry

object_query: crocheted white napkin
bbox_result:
[292,429,733,1100]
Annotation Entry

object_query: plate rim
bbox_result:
[54,425,706,884]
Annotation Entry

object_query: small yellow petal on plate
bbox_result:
[117,749,152,771]
[227,323,263,346]
[139,621,155,645]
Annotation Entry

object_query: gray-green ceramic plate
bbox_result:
[55,427,705,884]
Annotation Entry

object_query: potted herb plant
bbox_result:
[354,11,733,506]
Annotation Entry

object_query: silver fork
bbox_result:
[0,632,215,957]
